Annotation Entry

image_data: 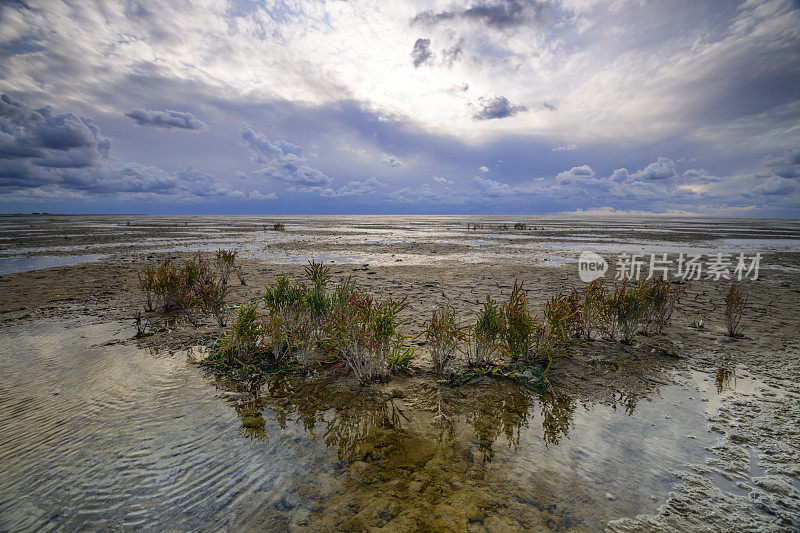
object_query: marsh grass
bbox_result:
[499,280,541,361]
[579,279,606,340]
[724,283,747,337]
[206,301,267,368]
[138,255,230,326]
[214,249,236,285]
[466,295,503,367]
[424,306,461,375]
[325,291,412,383]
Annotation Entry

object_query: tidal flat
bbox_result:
[1,214,799,531]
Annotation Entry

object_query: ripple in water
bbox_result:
[0,318,748,531]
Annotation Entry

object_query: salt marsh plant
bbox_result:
[543,291,583,342]
[465,295,503,367]
[207,301,266,367]
[579,279,607,340]
[424,306,461,375]
[215,249,236,285]
[138,256,230,327]
[325,291,412,383]
[603,280,649,343]
[724,283,747,337]
[641,277,685,334]
[499,280,541,361]
[195,274,229,327]
[137,265,157,312]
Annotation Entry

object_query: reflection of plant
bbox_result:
[715,366,736,393]
[467,386,533,461]
[724,283,747,337]
[539,391,576,446]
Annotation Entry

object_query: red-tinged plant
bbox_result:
[724,283,747,337]
[424,306,461,375]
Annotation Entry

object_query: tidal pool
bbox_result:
[0,318,758,531]
[0,254,106,275]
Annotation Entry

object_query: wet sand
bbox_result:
[1,215,799,530]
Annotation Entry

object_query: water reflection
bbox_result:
[216,373,594,462]
[715,366,736,394]
[539,391,577,446]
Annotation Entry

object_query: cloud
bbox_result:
[630,157,679,182]
[473,175,513,197]
[433,175,452,184]
[411,0,546,29]
[125,108,207,131]
[442,42,464,67]
[240,124,332,187]
[0,95,277,203]
[0,93,111,185]
[472,96,527,120]
[381,155,404,167]
[411,38,433,68]
[555,165,595,184]
[478,165,489,172]
[552,144,578,151]
[321,177,386,197]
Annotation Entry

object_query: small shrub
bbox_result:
[195,274,229,326]
[209,302,266,367]
[468,295,503,367]
[544,291,583,341]
[272,222,285,231]
[724,283,747,337]
[137,265,157,312]
[324,290,410,383]
[154,259,184,311]
[424,307,461,375]
[215,249,236,285]
[603,280,650,343]
[579,279,607,340]
[513,222,527,230]
[499,280,541,361]
[642,277,685,334]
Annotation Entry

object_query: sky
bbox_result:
[0,0,799,216]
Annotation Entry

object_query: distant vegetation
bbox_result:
[137,249,246,328]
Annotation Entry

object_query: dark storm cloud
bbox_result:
[472,96,527,120]
[411,38,433,68]
[125,108,207,131]
[411,0,545,29]
[240,124,332,187]
[0,93,110,170]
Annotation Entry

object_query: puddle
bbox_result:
[0,254,106,275]
[2,319,788,530]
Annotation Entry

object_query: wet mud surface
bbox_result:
[1,215,799,531]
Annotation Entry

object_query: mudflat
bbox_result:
[1,214,799,531]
